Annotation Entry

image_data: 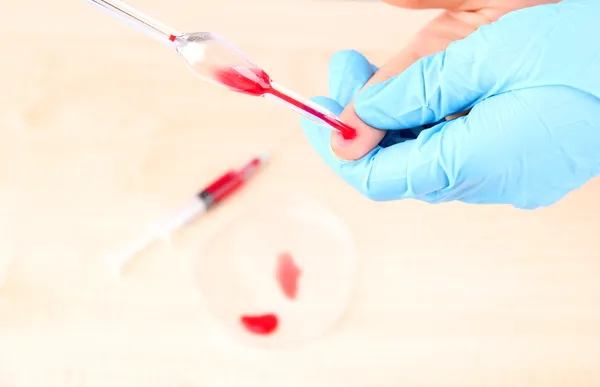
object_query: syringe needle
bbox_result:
[83,0,181,44]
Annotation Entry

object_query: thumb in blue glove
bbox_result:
[302,0,600,209]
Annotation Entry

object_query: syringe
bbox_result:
[105,155,268,276]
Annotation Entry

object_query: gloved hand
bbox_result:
[301,0,600,209]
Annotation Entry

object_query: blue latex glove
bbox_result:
[301,0,600,209]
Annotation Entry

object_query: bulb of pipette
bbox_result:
[173,32,263,86]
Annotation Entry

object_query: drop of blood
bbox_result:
[276,252,302,300]
[240,314,278,335]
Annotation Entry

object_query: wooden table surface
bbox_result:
[1,0,599,386]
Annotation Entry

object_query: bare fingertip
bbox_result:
[330,131,360,161]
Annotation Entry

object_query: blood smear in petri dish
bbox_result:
[276,252,302,300]
[240,313,278,335]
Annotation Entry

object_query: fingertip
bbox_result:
[332,102,387,161]
[331,128,387,161]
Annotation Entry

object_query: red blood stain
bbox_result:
[276,252,302,300]
[240,314,278,335]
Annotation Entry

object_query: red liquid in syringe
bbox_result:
[199,156,263,208]
[212,67,357,140]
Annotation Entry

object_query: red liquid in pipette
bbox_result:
[212,67,357,140]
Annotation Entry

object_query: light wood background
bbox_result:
[1,0,599,386]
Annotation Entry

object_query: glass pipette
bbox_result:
[83,0,357,139]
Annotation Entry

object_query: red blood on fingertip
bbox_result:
[240,314,278,335]
[276,252,301,300]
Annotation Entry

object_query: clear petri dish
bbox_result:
[194,196,357,349]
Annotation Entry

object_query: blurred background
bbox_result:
[0,0,599,386]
